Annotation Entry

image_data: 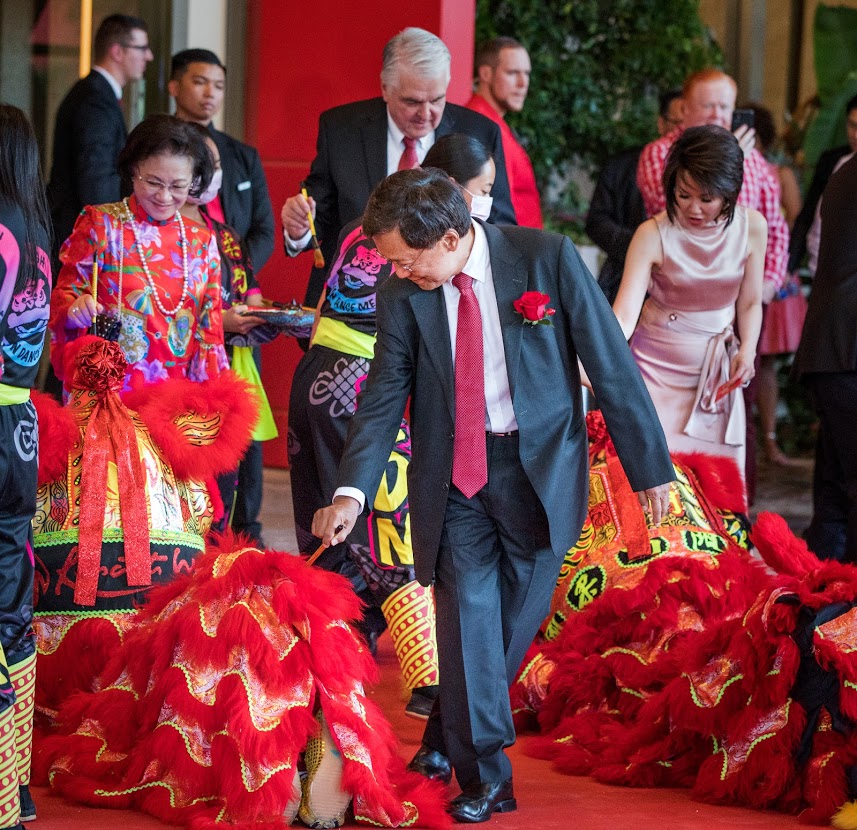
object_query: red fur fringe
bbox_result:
[31,390,78,485]
[38,534,449,829]
[123,372,258,480]
[672,451,748,514]
[751,511,821,578]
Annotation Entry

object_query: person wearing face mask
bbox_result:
[180,128,278,533]
[170,49,276,546]
[287,134,495,721]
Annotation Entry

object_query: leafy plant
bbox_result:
[476,0,722,215]
[800,4,857,186]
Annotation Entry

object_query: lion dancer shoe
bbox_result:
[8,654,35,823]
[381,581,440,719]
[298,710,352,829]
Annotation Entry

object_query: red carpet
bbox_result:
[33,634,807,829]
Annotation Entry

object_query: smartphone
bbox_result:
[731,108,755,132]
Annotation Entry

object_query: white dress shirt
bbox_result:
[336,222,516,511]
[284,109,437,252]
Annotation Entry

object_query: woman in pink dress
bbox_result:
[613,125,767,502]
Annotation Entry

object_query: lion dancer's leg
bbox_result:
[350,422,439,718]
[0,401,40,827]
[381,581,439,718]
[0,650,20,829]
[9,651,35,823]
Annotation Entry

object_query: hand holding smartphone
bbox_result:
[731,108,755,132]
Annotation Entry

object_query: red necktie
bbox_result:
[452,273,488,498]
[398,137,419,171]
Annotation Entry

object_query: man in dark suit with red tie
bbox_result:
[47,14,153,253]
[280,27,517,308]
[313,168,674,823]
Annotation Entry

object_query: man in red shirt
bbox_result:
[466,37,543,228]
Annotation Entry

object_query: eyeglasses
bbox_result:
[396,247,428,274]
[136,176,191,197]
[122,42,152,52]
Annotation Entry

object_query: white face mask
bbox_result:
[186,167,223,206]
[464,188,493,221]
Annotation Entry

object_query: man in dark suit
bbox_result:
[313,169,674,823]
[169,48,276,546]
[788,94,857,272]
[47,14,152,253]
[281,27,517,307]
[586,89,683,303]
[169,49,275,272]
[794,154,857,563]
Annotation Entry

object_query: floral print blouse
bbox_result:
[50,195,228,389]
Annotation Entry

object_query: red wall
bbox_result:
[244,1,476,467]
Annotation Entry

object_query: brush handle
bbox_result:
[300,186,320,238]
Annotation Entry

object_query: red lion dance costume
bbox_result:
[30,337,448,829]
[512,413,857,829]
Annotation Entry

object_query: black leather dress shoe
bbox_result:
[448,779,516,823]
[407,744,452,785]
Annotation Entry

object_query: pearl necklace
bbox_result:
[123,197,190,316]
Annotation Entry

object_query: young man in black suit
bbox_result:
[169,48,276,547]
[313,168,674,823]
[169,49,275,272]
[280,27,518,308]
[47,14,152,252]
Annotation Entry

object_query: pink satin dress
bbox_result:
[630,208,749,477]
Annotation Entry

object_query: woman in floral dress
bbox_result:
[49,114,227,390]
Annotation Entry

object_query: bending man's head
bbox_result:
[363,168,472,290]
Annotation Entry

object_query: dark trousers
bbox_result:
[0,401,38,667]
[422,433,563,788]
[805,372,857,563]
[217,439,264,546]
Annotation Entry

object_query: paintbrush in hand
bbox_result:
[300,182,325,269]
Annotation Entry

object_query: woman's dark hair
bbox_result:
[663,125,744,226]
[0,104,51,291]
[117,114,214,198]
[363,168,472,248]
[746,103,776,154]
[423,134,493,187]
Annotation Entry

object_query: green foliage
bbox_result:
[476,0,722,212]
[801,5,857,185]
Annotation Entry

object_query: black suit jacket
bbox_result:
[300,97,518,306]
[585,146,646,304]
[789,144,853,272]
[335,222,673,584]
[208,126,275,272]
[47,71,127,254]
[795,154,857,377]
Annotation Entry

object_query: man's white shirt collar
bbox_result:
[93,66,123,99]
[460,220,489,282]
[386,111,434,159]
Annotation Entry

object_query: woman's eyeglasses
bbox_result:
[136,176,191,197]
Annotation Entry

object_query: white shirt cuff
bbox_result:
[333,486,365,513]
[283,228,312,257]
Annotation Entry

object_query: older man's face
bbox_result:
[382,68,448,139]
[683,78,736,130]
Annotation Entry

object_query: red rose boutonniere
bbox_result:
[513,291,556,326]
